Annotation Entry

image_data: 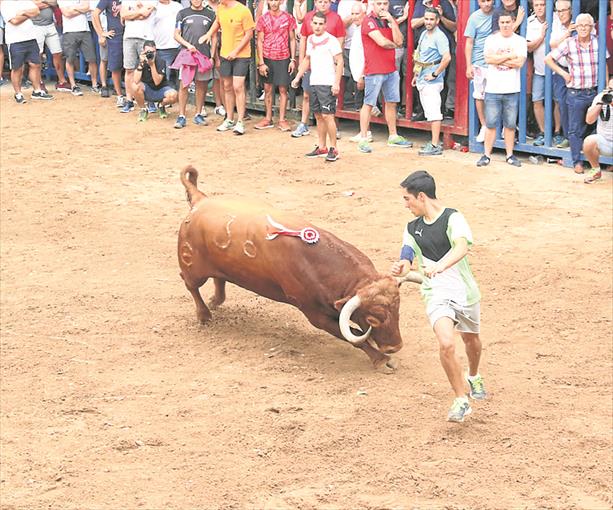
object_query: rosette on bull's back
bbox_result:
[177,165,412,370]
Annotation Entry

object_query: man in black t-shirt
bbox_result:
[173,0,217,129]
[133,40,179,121]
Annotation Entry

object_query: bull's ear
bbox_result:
[334,297,350,311]
[365,315,382,328]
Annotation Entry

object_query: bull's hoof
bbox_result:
[208,297,223,310]
[374,356,399,374]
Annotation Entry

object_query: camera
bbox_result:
[145,50,155,60]
[601,92,613,105]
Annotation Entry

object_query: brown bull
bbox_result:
[177,165,403,369]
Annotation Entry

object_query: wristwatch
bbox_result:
[431,71,438,78]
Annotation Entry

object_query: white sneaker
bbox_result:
[349,131,373,143]
[200,106,208,117]
[214,105,226,117]
[371,106,382,117]
[257,91,265,101]
[476,126,486,143]
[116,95,125,108]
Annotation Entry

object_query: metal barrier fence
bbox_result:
[468,0,612,167]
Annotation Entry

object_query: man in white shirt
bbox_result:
[476,11,526,168]
[58,0,100,95]
[120,0,157,112]
[152,0,181,85]
[1,0,53,102]
[291,11,343,162]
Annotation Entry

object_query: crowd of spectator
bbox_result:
[0,0,611,174]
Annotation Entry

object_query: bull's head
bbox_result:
[334,276,403,354]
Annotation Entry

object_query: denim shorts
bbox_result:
[484,92,519,129]
[532,74,545,102]
[144,84,176,102]
[364,71,400,106]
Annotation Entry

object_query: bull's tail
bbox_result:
[180,165,206,207]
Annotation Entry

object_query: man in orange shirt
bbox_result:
[202,0,255,135]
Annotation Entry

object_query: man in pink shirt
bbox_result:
[255,0,297,131]
[291,0,345,138]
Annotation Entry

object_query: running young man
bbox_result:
[391,170,487,423]
[291,11,343,162]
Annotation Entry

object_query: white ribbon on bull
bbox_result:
[265,215,320,244]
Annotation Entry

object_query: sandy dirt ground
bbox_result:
[1,86,612,510]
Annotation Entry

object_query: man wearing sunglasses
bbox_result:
[545,13,608,175]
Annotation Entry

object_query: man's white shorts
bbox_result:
[418,81,444,121]
[472,65,487,100]
[427,300,480,334]
[35,24,62,55]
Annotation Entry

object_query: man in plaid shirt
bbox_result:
[546,13,609,174]
[255,0,297,132]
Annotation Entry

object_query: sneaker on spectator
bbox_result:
[147,101,158,113]
[254,118,274,130]
[188,83,196,94]
[305,145,328,158]
[278,119,291,132]
[533,133,545,146]
[158,104,168,119]
[476,154,491,167]
[0,77,6,87]
[31,90,54,100]
[217,119,236,131]
[200,106,207,117]
[349,131,373,143]
[71,85,83,96]
[14,93,27,104]
[233,120,245,135]
[174,115,187,129]
[552,133,564,146]
[257,90,265,101]
[138,108,148,122]
[506,154,522,167]
[244,112,252,121]
[325,147,339,162]
[476,125,486,143]
[22,79,32,89]
[100,86,110,98]
[447,398,472,423]
[120,100,135,113]
[584,168,602,184]
[39,81,48,93]
[193,113,207,126]
[418,141,443,156]
[556,137,569,148]
[116,95,126,108]
[214,105,226,117]
[387,135,413,148]
[358,140,372,153]
[371,105,382,117]
[291,122,310,137]
[466,374,487,400]
[91,84,102,94]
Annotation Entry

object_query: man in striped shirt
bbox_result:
[545,13,608,174]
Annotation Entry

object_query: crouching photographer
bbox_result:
[133,40,178,122]
[583,78,613,184]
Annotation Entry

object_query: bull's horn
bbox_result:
[339,295,372,345]
[395,271,423,286]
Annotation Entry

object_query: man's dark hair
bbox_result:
[400,171,437,199]
[498,12,516,22]
[424,7,440,18]
[313,11,326,22]
[143,40,156,48]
